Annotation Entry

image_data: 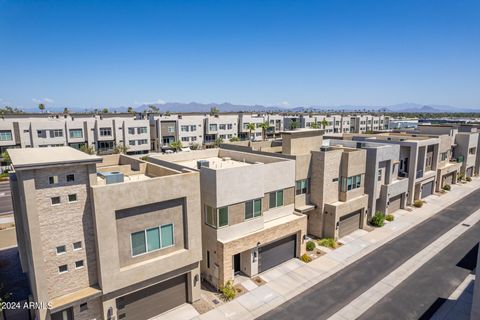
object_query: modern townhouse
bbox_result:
[346,133,440,205]
[148,148,307,289]
[225,129,370,240]
[349,115,389,133]
[265,114,284,139]
[388,118,419,129]
[326,139,409,217]
[458,125,480,175]
[238,113,266,141]
[9,147,202,320]
[204,114,238,144]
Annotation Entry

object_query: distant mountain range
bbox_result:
[13,102,480,114]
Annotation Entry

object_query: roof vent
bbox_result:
[97,171,124,184]
[197,160,210,169]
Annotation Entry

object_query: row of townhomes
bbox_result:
[8,121,478,320]
[0,113,390,157]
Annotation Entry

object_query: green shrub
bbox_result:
[306,240,316,251]
[371,212,385,227]
[466,176,472,182]
[318,238,337,249]
[414,200,424,208]
[220,280,236,301]
[443,184,451,191]
[300,253,312,263]
[458,173,465,181]
[385,214,394,222]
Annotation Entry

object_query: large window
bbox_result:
[295,179,309,195]
[205,205,229,228]
[50,129,63,138]
[219,124,226,130]
[0,130,12,141]
[269,190,284,209]
[441,152,448,161]
[128,127,135,135]
[69,129,83,139]
[137,127,147,134]
[341,174,362,192]
[209,124,218,131]
[99,127,112,136]
[245,199,262,219]
[181,125,190,132]
[131,224,174,256]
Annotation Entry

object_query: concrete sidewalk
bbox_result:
[160,178,480,320]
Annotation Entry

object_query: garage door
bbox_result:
[444,172,454,185]
[258,235,296,273]
[388,194,402,213]
[338,210,361,238]
[421,181,434,198]
[467,167,474,177]
[116,274,187,320]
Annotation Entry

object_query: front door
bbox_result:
[233,253,241,274]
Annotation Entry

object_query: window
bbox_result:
[206,250,210,268]
[209,124,217,131]
[129,140,136,146]
[130,224,175,256]
[79,303,88,312]
[99,127,112,136]
[0,130,12,141]
[56,245,66,255]
[181,137,189,142]
[469,147,476,155]
[205,205,229,228]
[219,124,226,130]
[137,127,147,134]
[138,139,147,145]
[181,125,190,132]
[73,241,82,250]
[51,196,61,205]
[227,124,233,130]
[58,265,68,274]
[69,129,83,139]
[37,130,46,138]
[128,127,135,135]
[190,125,197,131]
[50,129,63,138]
[68,194,77,202]
[378,169,382,182]
[245,199,262,219]
[75,260,84,269]
[341,175,362,192]
[167,126,175,133]
[49,176,58,184]
[295,179,309,195]
[269,190,284,209]
[441,152,448,161]
[66,174,75,182]
[191,136,197,141]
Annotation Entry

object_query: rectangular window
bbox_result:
[58,265,68,274]
[73,241,82,250]
[191,136,197,141]
[181,125,189,132]
[209,124,218,131]
[269,190,284,209]
[219,124,226,130]
[75,260,84,269]
[227,124,233,130]
[79,303,88,312]
[469,147,476,155]
[190,125,197,131]
[205,205,216,227]
[137,127,147,134]
[69,129,83,139]
[378,169,382,182]
[295,179,309,195]
[342,175,362,191]
[99,127,112,136]
[128,127,135,135]
[161,224,174,247]
[56,245,66,255]
[138,139,147,145]
[50,129,63,138]
[131,231,146,256]
[68,194,77,202]
[146,227,161,251]
[0,130,13,141]
[167,126,175,133]
[49,176,58,184]
[181,137,189,142]
[441,152,448,161]
[245,199,262,219]
[51,196,61,205]
[129,140,136,146]
[218,207,228,227]
[206,250,210,268]
[66,174,75,182]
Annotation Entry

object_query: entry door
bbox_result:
[233,253,241,274]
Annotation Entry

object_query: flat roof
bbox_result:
[8,146,102,169]
[177,156,252,170]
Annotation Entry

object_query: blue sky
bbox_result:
[0,0,479,109]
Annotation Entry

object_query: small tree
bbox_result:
[148,105,159,113]
[38,103,45,113]
[80,144,95,155]
[320,118,329,129]
[289,120,298,130]
[63,107,70,114]
[259,121,270,140]
[210,107,220,116]
[214,137,224,147]
[113,144,128,154]
[127,106,134,114]
[170,140,183,151]
[1,151,10,164]
[246,123,256,141]
[229,136,240,142]
[311,122,319,129]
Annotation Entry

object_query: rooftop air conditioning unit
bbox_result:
[97,171,124,184]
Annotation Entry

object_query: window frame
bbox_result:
[49,176,58,185]
[68,194,77,203]
[58,264,68,274]
[0,130,13,141]
[75,260,84,269]
[73,241,82,251]
[49,129,64,138]
[56,245,66,255]
[205,205,229,228]
[295,179,309,195]
[269,190,284,209]
[130,223,175,257]
[69,129,83,139]
[51,196,61,206]
[66,174,75,182]
[245,198,262,220]
[99,127,112,136]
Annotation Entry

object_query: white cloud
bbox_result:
[134,98,166,106]
[280,101,290,107]
[32,97,54,104]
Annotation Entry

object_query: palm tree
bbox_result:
[80,144,95,155]
[127,107,134,114]
[320,118,329,129]
[311,122,319,129]
[38,103,45,113]
[210,107,220,116]
[102,108,109,113]
[170,140,183,152]
[289,120,298,130]
[259,121,270,140]
[246,123,256,141]
[63,107,70,114]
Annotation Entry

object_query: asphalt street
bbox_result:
[0,181,13,215]
[259,189,480,320]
